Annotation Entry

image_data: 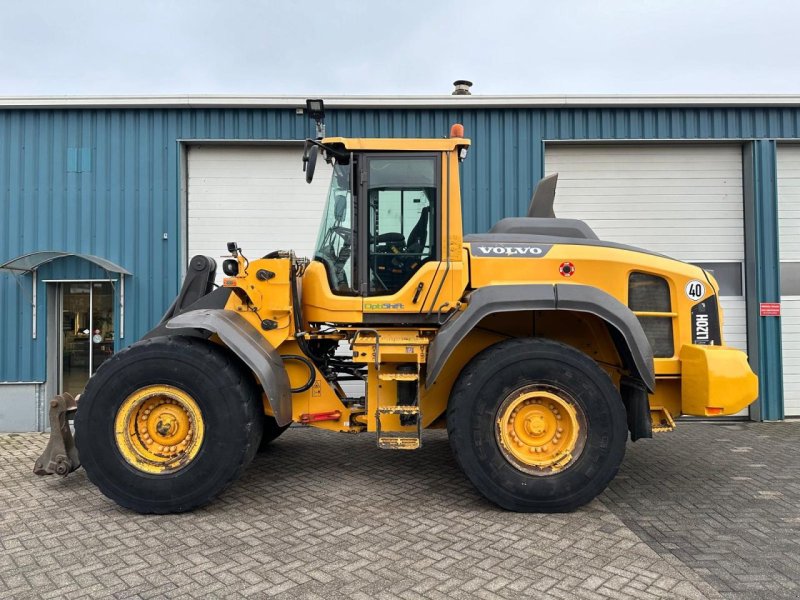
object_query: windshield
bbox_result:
[314,162,355,293]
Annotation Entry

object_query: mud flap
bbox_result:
[34,393,81,476]
[620,376,652,441]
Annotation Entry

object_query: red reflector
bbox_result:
[559,262,575,277]
[706,407,724,415]
[299,410,342,424]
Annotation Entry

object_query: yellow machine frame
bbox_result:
[215,132,757,439]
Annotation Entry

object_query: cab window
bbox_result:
[365,157,437,295]
[314,162,356,294]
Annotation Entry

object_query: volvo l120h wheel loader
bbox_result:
[36,99,758,514]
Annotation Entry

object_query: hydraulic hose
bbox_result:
[281,354,316,393]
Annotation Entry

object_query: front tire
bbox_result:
[257,416,291,451]
[447,338,627,512]
[75,336,263,514]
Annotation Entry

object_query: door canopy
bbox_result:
[0,251,131,340]
[0,251,131,275]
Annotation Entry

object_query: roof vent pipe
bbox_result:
[452,80,473,95]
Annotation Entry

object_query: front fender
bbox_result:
[166,309,292,426]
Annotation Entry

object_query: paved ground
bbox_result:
[0,421,798,600]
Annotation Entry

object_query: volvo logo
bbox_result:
[471,244,551,257]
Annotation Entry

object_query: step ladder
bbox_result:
[376,405,421,450]
[378,364,420,426]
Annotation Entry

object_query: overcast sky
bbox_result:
[0,0,797,96]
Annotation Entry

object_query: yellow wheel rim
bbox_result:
[114,385,205,474]
[495,387,586,475]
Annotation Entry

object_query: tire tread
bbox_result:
[76,335,263,514]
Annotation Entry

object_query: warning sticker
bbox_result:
[760,302,781,317]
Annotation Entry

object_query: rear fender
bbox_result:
[165,309,292,426]
[426,284,655,392]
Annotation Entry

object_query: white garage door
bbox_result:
[544,143,747,356]
[777,145,800,417]
[187,145,333,281]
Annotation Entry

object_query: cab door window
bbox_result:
[364,156,437,295]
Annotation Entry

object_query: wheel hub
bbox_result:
[524,413,546,437]
[496,388,585,474]
[114,385,205,474]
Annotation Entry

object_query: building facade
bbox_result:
[0,94,797,431]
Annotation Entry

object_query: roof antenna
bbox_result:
[527,173,558,218]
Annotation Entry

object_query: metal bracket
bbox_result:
[34,393,80,477]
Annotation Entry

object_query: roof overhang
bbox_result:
[0,251,131,275]
[1,94,800,110]
[322,136,471,152]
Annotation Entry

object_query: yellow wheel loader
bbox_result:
[37,100,758,514]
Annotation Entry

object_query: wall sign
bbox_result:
[759,302,781,317]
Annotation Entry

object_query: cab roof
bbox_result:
[321,136,471,152]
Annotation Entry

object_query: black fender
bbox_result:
[143,286,233,340]
[426,284,655,392]
[165,308,292,426]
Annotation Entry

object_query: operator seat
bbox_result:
[372,207,431,293]
[405,206,430,253]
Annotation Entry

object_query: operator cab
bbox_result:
[300,99,469,321]
[313,154,437,296]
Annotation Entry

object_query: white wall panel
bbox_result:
[188,145,333,283]
[777,145,800,416]
[545,145,744,262]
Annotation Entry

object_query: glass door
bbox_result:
[60,282,115,396]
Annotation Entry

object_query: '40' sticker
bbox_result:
[685,280,706,301]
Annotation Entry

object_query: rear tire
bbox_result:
[75,336,263,514]
[447,338,627,512]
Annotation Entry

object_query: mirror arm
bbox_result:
[304,138,349,163]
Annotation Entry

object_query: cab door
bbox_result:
[358,153,450,318]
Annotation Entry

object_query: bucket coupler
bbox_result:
[34,393,80,477]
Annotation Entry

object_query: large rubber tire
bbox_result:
[75,336,263,514]
[447,338,627,512]
[257,416,291,452]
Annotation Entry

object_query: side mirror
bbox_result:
[303,143,318,184]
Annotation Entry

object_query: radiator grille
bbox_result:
[629,273,674,358]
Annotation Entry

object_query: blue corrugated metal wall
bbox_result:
[748,140,784,420]
[1,105,798,389]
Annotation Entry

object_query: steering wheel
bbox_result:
[320,225,352,290]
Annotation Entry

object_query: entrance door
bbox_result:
[59,282,115,396]
[359,154,442,313]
